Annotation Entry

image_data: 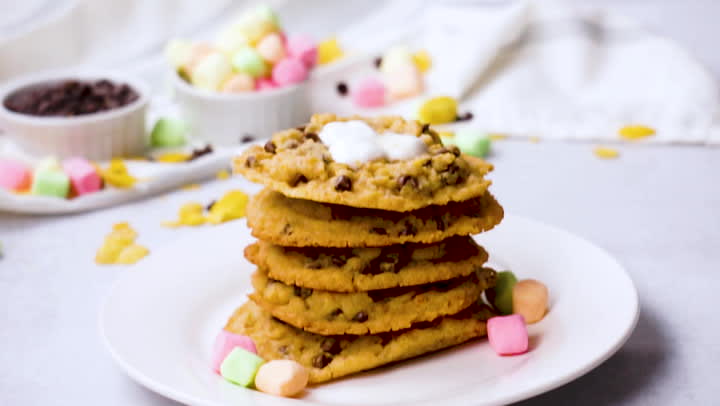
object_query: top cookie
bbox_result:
[234,114,493,211]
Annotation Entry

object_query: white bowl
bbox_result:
[0,70,149,160]
[172,73,311,145]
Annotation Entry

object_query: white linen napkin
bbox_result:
[315,0,720,144]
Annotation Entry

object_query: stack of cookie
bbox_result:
[226,114,504,383]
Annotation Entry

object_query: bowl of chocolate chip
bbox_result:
[0,70,149,160]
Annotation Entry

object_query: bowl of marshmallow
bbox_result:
[166,5,316,145]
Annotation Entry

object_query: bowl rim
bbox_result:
[0,69,150,127]
[170,69,307,100]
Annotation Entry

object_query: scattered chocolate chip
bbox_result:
[289,174,308,187]
[398,221,417,236]
[397,175,419,189]
[333,175,352,192]
[352,311,369,322]
[320,338,342,355]
[373,56,382,69]
[293,286,313,298]
[244,156,256,168]
[305,132,320,142]
[336,82,348,96]
[327,308,343,319]
[4,79,139,117]
[240,134,255,143]
[205,200,216,211]
[281,223,293,235]
[312,353,333,368]
[277,345,289,355]
[370,227,387,235]
[188,144,213,161]
[421,123,430,133]
[264,141,277,153]
[455,111,474,122]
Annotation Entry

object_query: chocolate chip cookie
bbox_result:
[249,268,496,335]
[234,114,493,211]
[246,188,503,247]
[225,301,493,383]
[245,236,489,292]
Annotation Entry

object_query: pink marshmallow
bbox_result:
[62,157,102,196]
[256,78,278,91]
[352,78,386,108]
[212,330,257,373]
[272,58,308,87]
[286,35,317,68]
[0,159,32,191]
[487,314,529,356]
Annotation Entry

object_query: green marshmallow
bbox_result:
[252,5,280,28]
[36,157,61,172]
[232,47,268,78]
[150,118,188,148]
[487,270,517,315]
[220,348,264,387]
[31,169,70,198]
[454,128,491,158]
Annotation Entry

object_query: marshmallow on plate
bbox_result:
[0,159,31,191]
[62,157,102,196]
[212,330,257,373]
[255,360,309,397]
[487,314,529,355]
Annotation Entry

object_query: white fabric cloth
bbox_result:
[2,0,719,144]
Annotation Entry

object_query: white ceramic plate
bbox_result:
[100,215,638,406]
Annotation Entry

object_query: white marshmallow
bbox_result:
[254,360,309,397]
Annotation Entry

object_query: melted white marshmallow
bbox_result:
[318,120,426,166]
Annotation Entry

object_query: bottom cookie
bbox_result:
[224,301,492,383]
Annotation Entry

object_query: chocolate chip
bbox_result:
[362,247,411,275]
[330,255,347,267]
[306,260,323,269]
[293,286,313,298]
[188,144,213,161]
[333,175,352,192]
[370,227,387,235]
[312,353,333,368]
[397,175,418,189]
[286,141,299,149]
[455,111,474,122]
[398,221,417,236]
[244,156,256,168]
[336,82,348,96]
[263,141,276,153]
[240,134,255,143]
[289,174,308,187]
[421,123,430,133]
[351,311,369,322]
[305,132,320,142]
[281,223,293,235]
[327,308,343,319]
[320,338,342,355]
[205,200,216,211]
[373,56,382,69]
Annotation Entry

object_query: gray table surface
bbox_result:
[3,0,720,404]
[1,139,717,405]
